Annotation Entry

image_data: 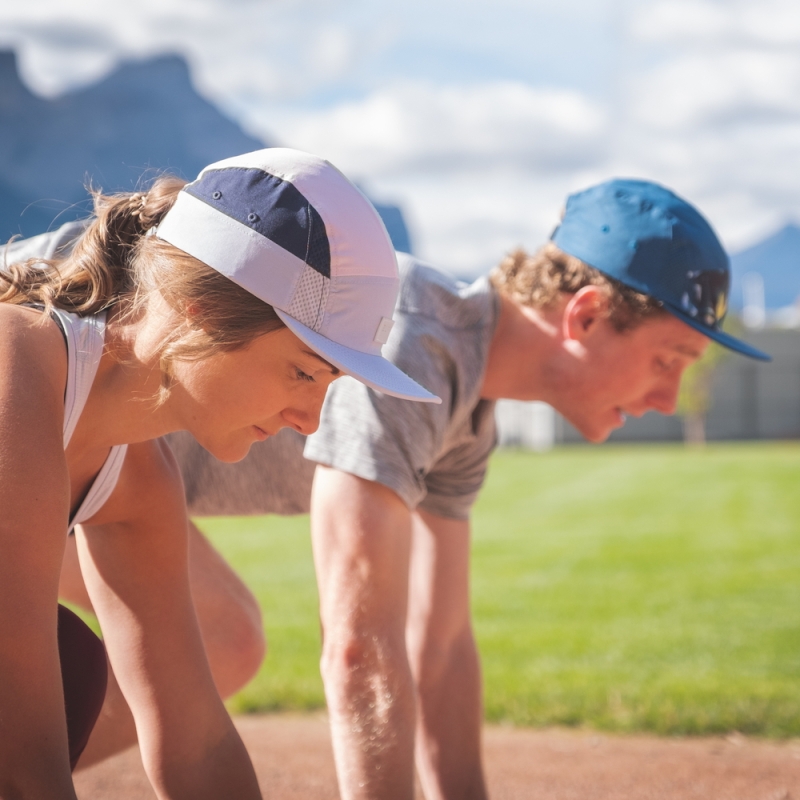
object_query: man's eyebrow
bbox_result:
[673,343,703,359]
[303,349,341,375]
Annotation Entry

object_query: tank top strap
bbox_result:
[48,307,129,532]
[49,308,107,448]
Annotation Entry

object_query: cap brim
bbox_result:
[663,303,772,362]
[275,309,442,403]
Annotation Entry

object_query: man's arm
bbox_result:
[311,466,416,800]
[407,508,488,800]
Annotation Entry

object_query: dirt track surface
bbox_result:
[74,713,800,799]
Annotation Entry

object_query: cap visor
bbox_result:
[275,310,442,403]
[663,304,772,362]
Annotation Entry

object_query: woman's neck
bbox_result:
[73,303,183,452]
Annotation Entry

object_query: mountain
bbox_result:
[729,223,800,310]
[0,50,412,252]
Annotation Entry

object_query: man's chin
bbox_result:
[568,417,616,444]
[583,428,612,444]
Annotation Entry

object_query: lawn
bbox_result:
[194,442,800,735]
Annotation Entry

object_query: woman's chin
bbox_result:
[197,436,253,464]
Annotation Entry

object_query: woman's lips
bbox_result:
[253,425,270,441]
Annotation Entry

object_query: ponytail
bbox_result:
[0,176,185,315]
[1,175,285,400]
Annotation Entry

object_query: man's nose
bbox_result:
[647,373,682,415]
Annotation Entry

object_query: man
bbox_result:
[18,178,769,790]
[298,179,769,799]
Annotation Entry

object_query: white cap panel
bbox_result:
[292,171,397,280]
[319,275,398,355]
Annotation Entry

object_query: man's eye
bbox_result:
[655,357,670,372]
[296,369,315,382]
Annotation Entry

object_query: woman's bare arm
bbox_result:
[0,307,77,798]
[76,437,261,800]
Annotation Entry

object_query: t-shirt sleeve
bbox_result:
[2,220,87,264]
[417,401,497,520]
[304,323,456,511]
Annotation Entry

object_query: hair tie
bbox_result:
[128,192,148,218]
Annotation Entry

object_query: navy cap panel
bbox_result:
[186,167,331,278]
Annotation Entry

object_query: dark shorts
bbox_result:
[58,604,108,770]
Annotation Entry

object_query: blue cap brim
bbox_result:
[662,303,772,362]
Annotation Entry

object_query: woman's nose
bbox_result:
[281,391,326,435]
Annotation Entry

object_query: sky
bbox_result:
[2,0,800,276]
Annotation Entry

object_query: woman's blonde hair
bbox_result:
[0,177,285,390]
[489,242,666,332]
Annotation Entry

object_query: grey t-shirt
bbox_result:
[5,225,500,520]
[304,253,499,520]
[2,220,86,264]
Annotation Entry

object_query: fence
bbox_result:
[495,329,800,447]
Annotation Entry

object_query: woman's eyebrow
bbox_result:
[302,349,341,375]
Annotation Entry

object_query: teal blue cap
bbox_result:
[551,178,770,361]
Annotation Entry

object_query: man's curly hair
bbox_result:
[489,242,666,332]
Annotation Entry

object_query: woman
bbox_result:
[0,148,437,799]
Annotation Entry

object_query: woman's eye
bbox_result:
[296,368,315,382]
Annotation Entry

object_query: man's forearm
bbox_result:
[407,509,488,800]
[322,639,417,800]
[312,468,418,799]
[413,628,488,800]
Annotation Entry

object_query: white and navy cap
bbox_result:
[154,148,440,402]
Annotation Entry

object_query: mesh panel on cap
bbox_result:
[287,265,329,330]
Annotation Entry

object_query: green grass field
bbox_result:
[194,442,800,736]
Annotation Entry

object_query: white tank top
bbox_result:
[50,308,128,533]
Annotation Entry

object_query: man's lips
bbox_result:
[253,425,270,441]
[612,408,628,427]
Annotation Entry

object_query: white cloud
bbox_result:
[630,49,800,131]
[260,81,608,176]
[621,0,800,251]
[365,170,567,275]
[2,0,800,271]
[0,0,380,98]
[632,0,800,47]
[249,81,609,274]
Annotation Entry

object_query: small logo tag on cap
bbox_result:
[374,317,395,345]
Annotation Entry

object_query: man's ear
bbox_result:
[562,285,610,342]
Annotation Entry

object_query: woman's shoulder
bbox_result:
[0,304,68,403]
